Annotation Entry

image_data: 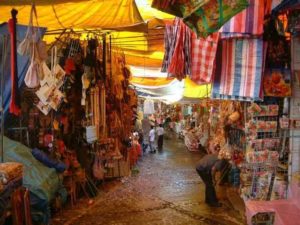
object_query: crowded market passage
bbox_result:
[53,134,244,225]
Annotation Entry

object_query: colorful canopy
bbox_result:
[0,0,145,30]
[0,0,170,68]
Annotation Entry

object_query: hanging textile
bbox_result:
[151,0,209,18]
[166,18,191,80]
[212,38,264,101]
[220,0,266,38]
[161,24,177,72]
[143,99,155,115]
[183,0,249,37]
[8,9,21,116]
[191,32,219,84]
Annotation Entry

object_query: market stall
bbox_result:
[150,0,299,224]
[0,1,143,223]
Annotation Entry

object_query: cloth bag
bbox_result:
[183,0,249,37]
[18,4,40,57]
[24,44,41,88]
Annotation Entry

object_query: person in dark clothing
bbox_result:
[156,124,164,151]
[196,150,226,207]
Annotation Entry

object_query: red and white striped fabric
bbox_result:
[190,32,219,84]
[219,0,267,38]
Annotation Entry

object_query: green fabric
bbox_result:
[1,136,59,203]
[183,0,249,37]
[151,0,210,18]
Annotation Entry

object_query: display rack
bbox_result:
[242,99,289,201]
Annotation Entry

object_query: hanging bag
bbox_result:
[18,4,47,60]
[24,43,41,88]
[17,5,35,56]
[18,4,39,57]
[183,0,249,37]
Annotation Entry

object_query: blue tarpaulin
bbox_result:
[2,136,61,224]
[0,22,46,119]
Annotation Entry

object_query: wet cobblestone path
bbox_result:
[53,135,245,225]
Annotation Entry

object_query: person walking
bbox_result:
[156,124,164,151]
[195,145,225,207]
[149,126,156,153]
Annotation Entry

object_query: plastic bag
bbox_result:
[183,0,249,37]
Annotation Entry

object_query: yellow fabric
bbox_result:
[0,0,144,30]
[0,0,89,5]
[183,77,211,98]
[130,77,174,87]
[130,76,212,99]
[125,50,164,67]
[135,0,174,20]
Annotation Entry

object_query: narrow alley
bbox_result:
[53,135,244,225]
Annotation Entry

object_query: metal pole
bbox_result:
[0,35,6,163]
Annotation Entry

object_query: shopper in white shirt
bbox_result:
[149,126,156,153]
[156,124,164,151]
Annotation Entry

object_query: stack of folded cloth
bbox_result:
[0,162,23,188]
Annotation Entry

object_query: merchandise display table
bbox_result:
[245,183,300,225]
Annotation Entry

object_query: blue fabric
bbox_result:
[32,148,67,173]
[0,22,46,119]
[2,136,60,224]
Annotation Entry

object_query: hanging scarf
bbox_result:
[8,9,21,116]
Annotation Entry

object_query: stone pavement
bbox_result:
[52,136,245,225]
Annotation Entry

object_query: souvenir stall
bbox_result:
[152,0,297,224]
[0,2,139,223]
[180,104,209,151]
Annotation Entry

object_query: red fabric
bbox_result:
[130,142,142,167]
[64,58,75,75]
[8,18,21,116]
[168,19,186,80]
[191,32,219,84]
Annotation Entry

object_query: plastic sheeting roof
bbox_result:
[0,0,145,30]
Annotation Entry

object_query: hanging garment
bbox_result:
[212,38,264,101]
[191,32,219,84]
[8,10,21,116]
[143,99,155,115]
[167,18,192,80]
[183,0,249,38]
[161,22,179,72]
[220,0,267,38]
